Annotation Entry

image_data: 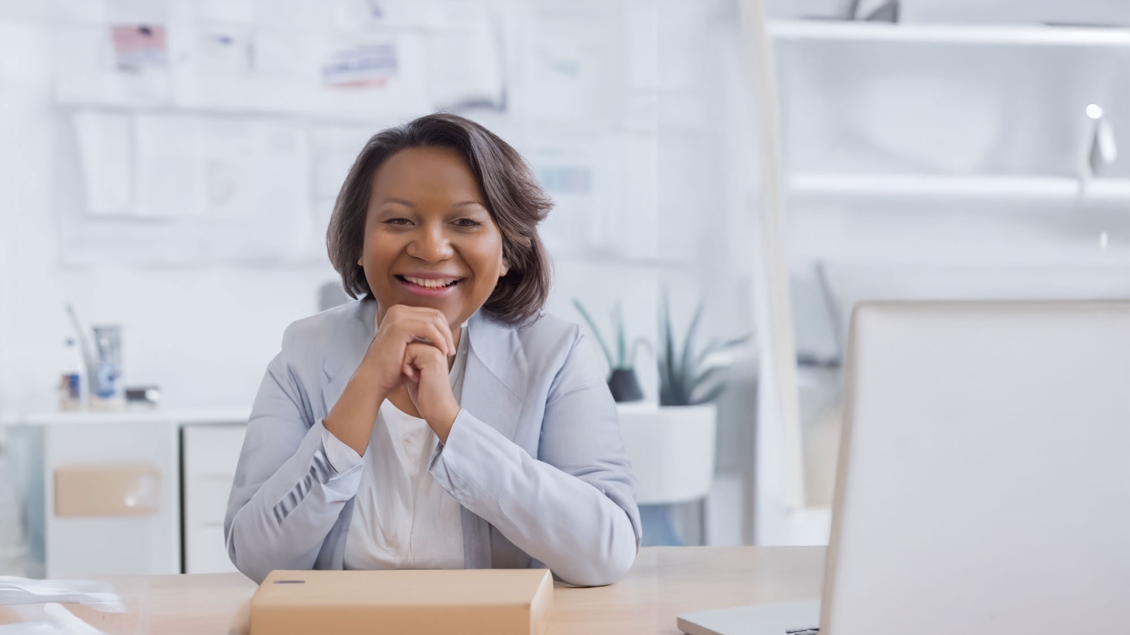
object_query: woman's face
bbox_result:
[360,147,508,328]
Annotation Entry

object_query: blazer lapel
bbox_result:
[321,300,377,418]
[461,312,527,440]
[458,312,529,569]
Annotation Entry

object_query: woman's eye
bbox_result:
[383,218,412,226]
[453,218,481,228]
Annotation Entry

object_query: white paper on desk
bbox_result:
[71,112,133,216]
[0,603,111,635]
[0,577,124,612]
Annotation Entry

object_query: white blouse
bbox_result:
[322,330,468,570]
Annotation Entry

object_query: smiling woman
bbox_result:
[362,147,510,327]
[328,114,552,327]
[224,113,641,587]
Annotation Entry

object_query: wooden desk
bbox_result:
[0,547,825,635]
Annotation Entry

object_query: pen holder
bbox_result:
[89,325,123,408]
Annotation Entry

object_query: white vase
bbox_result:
[617,403,717,505]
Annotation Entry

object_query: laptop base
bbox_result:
[677,599,820,635]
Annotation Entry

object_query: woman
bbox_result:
[224,113,641,587]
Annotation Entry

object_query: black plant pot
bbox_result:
[607,368,644,402]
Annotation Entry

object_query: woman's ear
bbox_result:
[500,257,509,277]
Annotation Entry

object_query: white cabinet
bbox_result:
[4,409,250,577]
[44,420,180,577]
[182,424,246,574]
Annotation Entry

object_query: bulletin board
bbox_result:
[52,0,508,265]
[51,0,657,266]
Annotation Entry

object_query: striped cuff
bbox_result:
[271,444,335,524]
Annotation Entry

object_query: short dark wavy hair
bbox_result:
[326,113,553,325]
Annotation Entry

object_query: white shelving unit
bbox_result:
[768,20,1130,47]
[789,173,1130,204]
[772,16,1130,196]
[757,15,1130,547]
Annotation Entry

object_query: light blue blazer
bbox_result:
[224,299,641,586]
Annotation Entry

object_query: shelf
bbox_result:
[0,407,252,427]
[788,173,1130,204]
[768,20,1130,47]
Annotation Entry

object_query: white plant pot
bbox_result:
[617,403,717,505]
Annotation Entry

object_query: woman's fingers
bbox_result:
[415,307,455,355]
[399,342,458,438]
[383,306,454,356]
[406,311,454,356]
[423,323,455,357]
[401,344,430,383]
[404,342,445,370]
[430,311,456,356]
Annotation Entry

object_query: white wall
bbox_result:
[0,1,761,555]
[0,19,337,413]
[0,2,753,415]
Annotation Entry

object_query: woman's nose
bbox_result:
[408,224,454,262]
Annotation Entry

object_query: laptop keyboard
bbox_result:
[785,628,818,635]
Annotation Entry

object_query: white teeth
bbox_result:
[404,276,457,289]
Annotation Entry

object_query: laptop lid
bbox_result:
[822,301,1130,635]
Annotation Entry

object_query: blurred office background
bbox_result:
[1,0,1128,577]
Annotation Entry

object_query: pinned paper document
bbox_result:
[71,112,133,216]
[198,28,254,76]
[322,43,398,88]
[133,114,205,219]
[428,20,506,111]
[111,25,168,73]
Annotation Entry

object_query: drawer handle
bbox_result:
[55,463,161,517]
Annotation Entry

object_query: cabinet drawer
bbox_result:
[183,424,246,574]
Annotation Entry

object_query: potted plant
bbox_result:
[572,299,649,402]
[619,292,750,545]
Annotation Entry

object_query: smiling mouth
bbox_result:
[396,275,464,289]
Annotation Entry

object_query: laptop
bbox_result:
[679,301,1130,635]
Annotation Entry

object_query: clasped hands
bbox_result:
[363,304,461,442]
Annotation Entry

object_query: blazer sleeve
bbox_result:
[224,324,364,583]
[428,331,642,587]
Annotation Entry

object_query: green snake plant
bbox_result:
[572,299,649,371]
[658,291,751,406]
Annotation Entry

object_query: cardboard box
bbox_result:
[251,569,554,635]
